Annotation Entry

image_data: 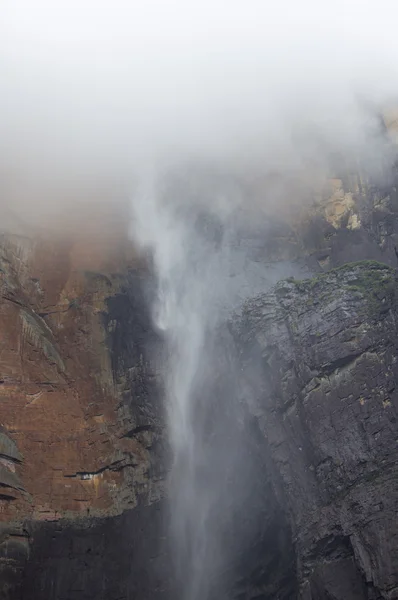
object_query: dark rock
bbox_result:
[21,502,171,600]
[232,261,398,599]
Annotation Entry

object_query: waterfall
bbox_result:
[130,165,244,599]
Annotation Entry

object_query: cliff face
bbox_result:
[1,162,398,599]
[0,205,168,599]
[232,262,398,599]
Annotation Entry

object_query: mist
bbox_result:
[2,2,398,599]
[2,0,398,187]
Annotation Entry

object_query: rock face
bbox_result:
[2,160,398,599]
[232,262,398,599]
[0,207,168,599]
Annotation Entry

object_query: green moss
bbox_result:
[282,260,396,317]
[333,259,390,273]
[283,260,393,289]
[352,271,396,317]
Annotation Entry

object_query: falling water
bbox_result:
[130,164,246,599]
[129,162,313,599]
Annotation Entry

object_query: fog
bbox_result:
[2,2,398,599]
[1,0,398,186]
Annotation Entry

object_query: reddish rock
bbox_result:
[0,201,154,525]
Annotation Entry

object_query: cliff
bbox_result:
[232,261,398,599]
[0,203,168,599]
[1,160,398,598]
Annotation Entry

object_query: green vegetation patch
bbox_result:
[281,260,396,317]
